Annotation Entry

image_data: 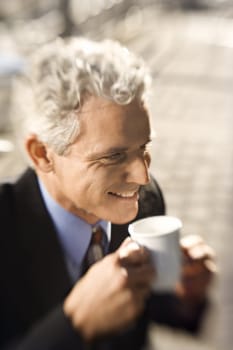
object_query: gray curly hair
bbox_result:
[12,36,151,155]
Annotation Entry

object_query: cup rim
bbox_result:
[128,215,182,237]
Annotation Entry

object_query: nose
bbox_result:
[125,153,150,185]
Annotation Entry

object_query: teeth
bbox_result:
[112,192,136,198]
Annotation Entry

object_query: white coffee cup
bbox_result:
[128,215,182,291]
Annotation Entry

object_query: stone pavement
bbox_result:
[0,3,233,350]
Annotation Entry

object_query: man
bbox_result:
[0,37,215,349]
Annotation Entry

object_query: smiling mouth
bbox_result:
[108,191,138,200]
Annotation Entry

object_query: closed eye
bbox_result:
[99,152,126,164]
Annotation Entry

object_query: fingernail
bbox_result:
[119,241,140,259]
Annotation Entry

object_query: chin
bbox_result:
[110,210,138,225]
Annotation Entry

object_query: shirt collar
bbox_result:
[38,179,111,267]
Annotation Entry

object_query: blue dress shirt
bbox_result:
[38,180,111,282]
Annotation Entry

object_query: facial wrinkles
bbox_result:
[57,97,149,197]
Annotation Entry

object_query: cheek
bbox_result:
[76,169,110,196]
[59,160,121,202]
[91,165,119,185]
[83,168,119,203]
[54,161,87,196]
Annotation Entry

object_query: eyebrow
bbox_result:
[87,138,152,160]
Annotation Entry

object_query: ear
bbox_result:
[25,135,54,172]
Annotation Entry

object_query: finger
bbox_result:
[176,264,213,297]
[175,281,207,301]
[204,258,218,274]
[181,240,216,266]
[187,244,215,260]
[177,271,212,297]
[182,263,212,280]
[134,285,152,301]
[120,236,134,247]
[126,263,156,287]
[180,234,204,248]
[182,252,217,279]
[126,289,148,316]
[118,241,151,265]
[118,240,141,259]
[181,261,215,287]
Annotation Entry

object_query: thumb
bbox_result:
[118,237,141,260]
[120,236,133,247]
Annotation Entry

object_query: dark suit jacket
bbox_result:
[0,168,204,350]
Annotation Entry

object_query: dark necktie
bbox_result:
[82,225,106,274]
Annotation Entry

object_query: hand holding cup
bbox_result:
[129,215,182,291]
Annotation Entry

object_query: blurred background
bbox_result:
[0,0,232,349]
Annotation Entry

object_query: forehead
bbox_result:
[80,95,149,132]
[72,96,151,155]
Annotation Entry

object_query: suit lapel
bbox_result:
[13,169,72,320]
[109,223,129,253]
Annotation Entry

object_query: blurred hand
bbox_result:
[63,237,155,341]
[175,234,217,303]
